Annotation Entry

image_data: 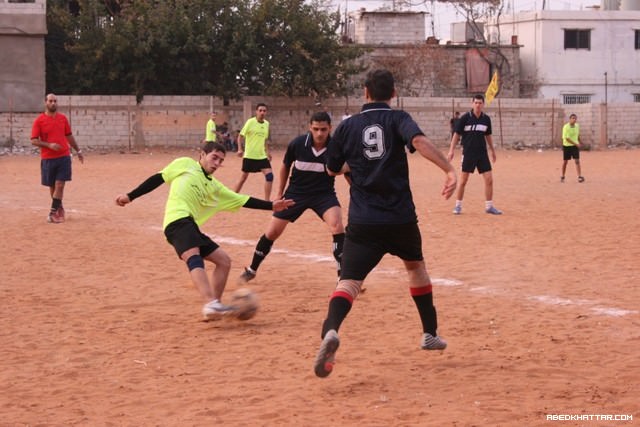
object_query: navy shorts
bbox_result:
[242,158,271,173]
[341,222,423,281]
[461,151,492,174]
[41,156,72,186]
[274,192,340,222]
[164,217,219,258]
[563,145,580,160]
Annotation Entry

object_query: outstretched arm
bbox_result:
[243,196,295,212]
[412,135,457,200]
[115,173,165,206]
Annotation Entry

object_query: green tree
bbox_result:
[44,0,363,101]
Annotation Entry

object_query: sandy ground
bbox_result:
[0,146,638,427]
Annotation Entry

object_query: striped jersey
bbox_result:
[283,132,335,195]
[455,110,492,155]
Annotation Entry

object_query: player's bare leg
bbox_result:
[204,248,232,300]
[262,168,273,200]
[322,206,346,279]
[234,172,249,193]
[575,159,584,182]
[453,172,469,214]
[482,170,494,202]
[482,171,501,214]
[182,247,233,320]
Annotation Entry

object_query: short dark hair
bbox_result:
[473,94,485,102]
[202,141,226,154]
[256,102,267,110]
[365,69,395,101]
[310,111,331,125]
[569,113,577,119]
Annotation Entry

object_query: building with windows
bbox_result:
[489,7,640,103]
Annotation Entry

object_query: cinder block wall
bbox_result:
[2,95,639,152]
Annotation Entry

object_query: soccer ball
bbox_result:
[230,288,259,321]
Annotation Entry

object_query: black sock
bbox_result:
[332,233,345,277]
[412,291,438,336]
[321,295,352,338]
[51,198,62,213]
[250,234,274,272]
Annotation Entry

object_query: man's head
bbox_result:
[45,93,58,114]
[472,94,485,115]
[569,114,577,125]
[309,111,332,146]
[199,141,226,174]
[364,69,396,102]
[255,103,268,122]
[210,111,217,120]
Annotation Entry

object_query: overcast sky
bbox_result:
[325,0,601,41]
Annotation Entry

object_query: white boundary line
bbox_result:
[155,229,637,318]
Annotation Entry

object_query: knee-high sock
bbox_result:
[321,292,352,338]
[411,285,438,336]
[250,234,274,272]
[332,233,345,277]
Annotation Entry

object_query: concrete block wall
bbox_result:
[2,95,638,153]
[354,12,426,45]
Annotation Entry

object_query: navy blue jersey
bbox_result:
[455,110,492,155]
[327,102,423,225]
[283,132,336,196]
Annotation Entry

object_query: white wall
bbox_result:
[492,10,640,102]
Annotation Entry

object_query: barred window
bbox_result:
[563,94,591,104]
[634,94,640,103]
[564,29,591,50]
[636,30,640,50]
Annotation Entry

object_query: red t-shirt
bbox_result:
[31,113,72,159]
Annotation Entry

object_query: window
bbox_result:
[564,29,591,50]
[635,30,640,50]
[633,94,640,103]
[563,94,591,104]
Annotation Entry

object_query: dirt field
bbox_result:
[1,146,638,426]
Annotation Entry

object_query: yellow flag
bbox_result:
[485,70,499,106]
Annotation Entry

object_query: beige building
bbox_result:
[345,10,521,98]
[0,0,46,112]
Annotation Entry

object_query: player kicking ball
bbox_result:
[115,142,294,321]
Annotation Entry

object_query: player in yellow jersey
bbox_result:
[115,142,294,321]
[561,114,585,183]
[233,103,273,199]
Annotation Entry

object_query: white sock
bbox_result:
[455,200,462,208]
[485,201,494,209]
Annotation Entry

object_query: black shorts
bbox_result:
[164,217,219,258]
[41,156,72,186]
[274,192,340,222]
[341,222,423,281]
[461,151,492,174]
[242,158,271,173]
[563,145,580,160]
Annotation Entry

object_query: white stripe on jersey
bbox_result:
[463,124,489,132]
[294,160,326,173]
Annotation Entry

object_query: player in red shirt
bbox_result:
[31,94,84,223]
